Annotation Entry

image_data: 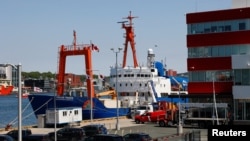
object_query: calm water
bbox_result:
[0,94,37,129]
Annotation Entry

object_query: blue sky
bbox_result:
[0,0,231,76]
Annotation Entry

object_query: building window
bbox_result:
[225,25,231,31]
[188,19,249,35]
[239,23,246,30]
[188,45,250,58]
[190,70,233,82]
[211,26,217,32]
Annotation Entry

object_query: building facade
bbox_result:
[186,6,250,121]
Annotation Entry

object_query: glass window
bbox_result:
[234,69,242,85]
[231,46,238,55]
[239,45,247,54]
[197,23,204,33]
[231,20,238,31]
[218,47,225,56]
[218,26,225,32]
[225,25,231,31]
[242,69,250,85]
[225,45,231,56]
[211,26,217,32]
[239,22,246,30]
[212,47,219,57]
[187,19,250,35]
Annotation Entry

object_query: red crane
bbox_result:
[57,30,99,98]
[118,11,139,68]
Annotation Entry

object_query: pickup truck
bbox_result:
[134,110,166,124]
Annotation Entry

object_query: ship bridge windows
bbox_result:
[136,73,152,78]
[123,74,135,77]
[161,93,169,97]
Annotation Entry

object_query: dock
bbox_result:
[0,117,208,141]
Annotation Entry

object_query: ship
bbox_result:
[28,30,130,120]
[109,11,188,107]
[0,65,14,96]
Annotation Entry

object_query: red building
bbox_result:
[186,5,250,121]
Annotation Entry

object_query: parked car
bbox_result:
[24,134,49,141]
[0,134,15,141]
[84,134,124,141]
[47,127,86,141]
[123,133,152,141]
[81,124,108,136]
[5,129,32,141]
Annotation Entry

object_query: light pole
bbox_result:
[86,69,99,124]
[111,47,123,131]
[177,88,183,135]
[3,63,22,140]
[17,64,22,141]
[54,79,57,141]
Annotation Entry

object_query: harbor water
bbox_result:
[0,94,37,129]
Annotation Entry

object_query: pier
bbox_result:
[0,117,208,141]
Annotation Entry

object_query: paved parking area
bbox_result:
[0,117,208,141]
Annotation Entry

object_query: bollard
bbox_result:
[177,124,183,135]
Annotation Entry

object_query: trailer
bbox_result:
[180,103,229,128]
[45,107,82,126]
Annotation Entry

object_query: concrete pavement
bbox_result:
[0,117,208,141]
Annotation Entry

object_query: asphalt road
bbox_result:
[108,122,208,141]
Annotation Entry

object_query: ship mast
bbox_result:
[118,11,139,68]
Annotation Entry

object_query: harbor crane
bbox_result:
[57,30,99,99]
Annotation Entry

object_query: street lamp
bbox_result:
[85,69,99,124]
[177,87,183,135]
[2,63,22,140]
[111,47,123,131]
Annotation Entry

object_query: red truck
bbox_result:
[134,110,166,124]
[157,101,179,127]
[134,101,179,126]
